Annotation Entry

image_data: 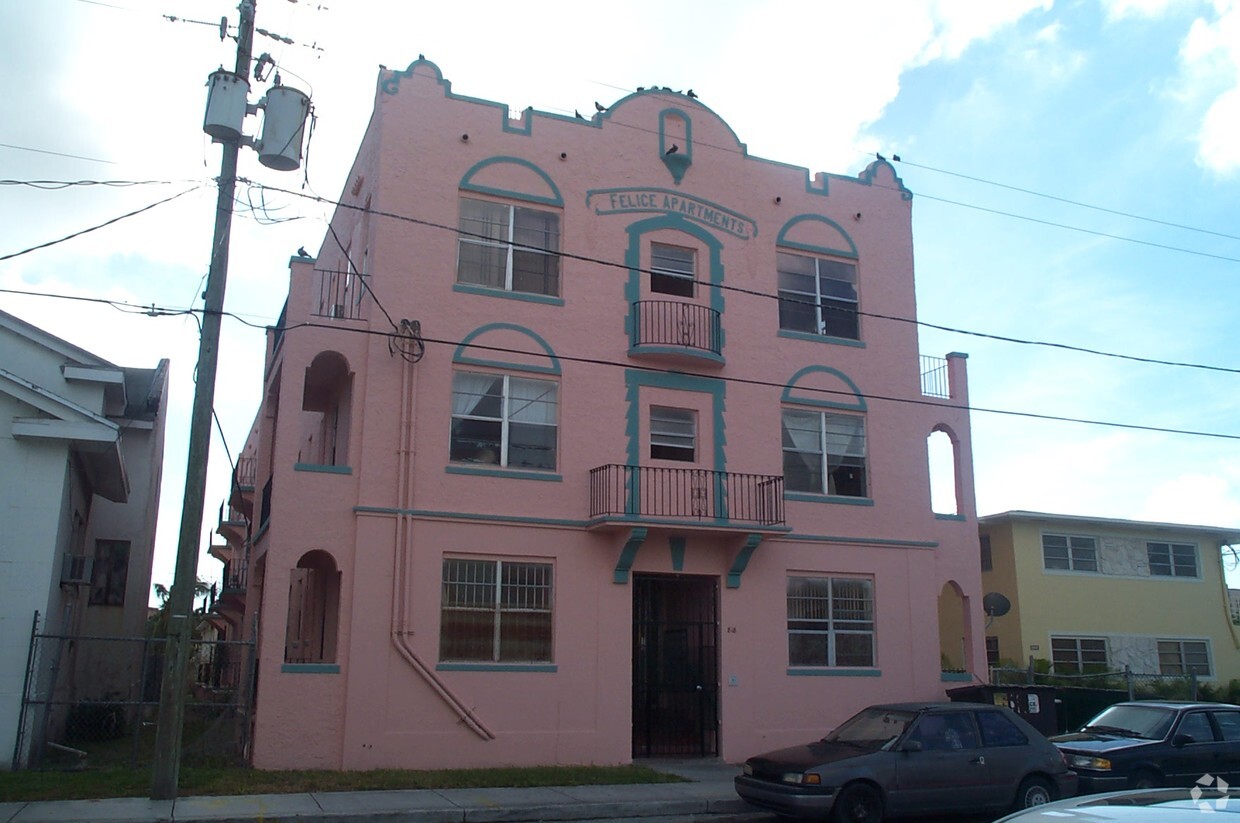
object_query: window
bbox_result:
[650,243,695,297]
[284,550,341,664]
[440,558,553,663]
[450,372,558,470]
[89,539,129,606]
[977,710,1029,747]
[1158,640,1210,676]
[782,410,867,497]
[1148,542,1198,578]
[787,576,874,667]
[1177,712,1214,743]
[650,406,695,462]
[457,197,560,296]
[777,252,859,340]
[1051,637,1108,673]
[980,534,993,571]
[985,635,1000,666]
[1042,534,1098,572]
[1212,711,1240,741]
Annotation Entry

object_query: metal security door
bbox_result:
[632,574,719,757]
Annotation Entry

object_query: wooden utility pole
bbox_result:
[151,0,255,800]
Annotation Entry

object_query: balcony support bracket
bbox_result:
[727,533,764,589]
[613,527,649,585]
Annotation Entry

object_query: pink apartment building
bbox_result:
[222,58,983,770]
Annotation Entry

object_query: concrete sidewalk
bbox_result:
[0,759,772,823]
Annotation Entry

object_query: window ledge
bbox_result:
[941,671,973,682]
[934,513,966,522]
[778,330,865,349]
[437,663,557,673]
[294,463,353,475]
[453,283,564,306]
[785,492,874,507]
[446,465,562,482]
[282,663,340,674]
[787,667,881,677]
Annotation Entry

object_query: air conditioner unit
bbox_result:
[329,303,345,319]
[61,554,94,586]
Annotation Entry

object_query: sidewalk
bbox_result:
[0,760,771,823]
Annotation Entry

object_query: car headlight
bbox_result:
[1067,754,1112,771]
[781,772,821,785]
[743,763,753,776]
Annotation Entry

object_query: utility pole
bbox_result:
[151,0,255,800]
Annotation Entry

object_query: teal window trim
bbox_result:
[453,283,564,306]
[935,513,967,522]
[446,465,562,482]
[788,667,881,677]
[784,492,875,507]
[941,671,973,682]
[778,330,866,349]
[282,663,340,674]
[294,463,353,475]
[437,663,557,673]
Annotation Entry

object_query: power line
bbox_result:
[3,285,1237,443]
[0,185,205,262]
[246,180,1240,378]
[0,141,116,165]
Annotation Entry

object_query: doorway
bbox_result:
[632,574,719,757]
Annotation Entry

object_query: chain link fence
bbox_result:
[12,611,255,771]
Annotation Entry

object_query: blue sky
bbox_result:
[2,0,1238,598]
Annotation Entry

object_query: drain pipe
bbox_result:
[389,348,493,740]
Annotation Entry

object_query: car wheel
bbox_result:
[1130,769,1160,790]
[1014,776,1053,810]
[832,781,883,823]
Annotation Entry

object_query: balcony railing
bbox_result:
[920,355,950,399]
[233,456,257,489]
[590,464,784,527]
[315,268,367,321]
[632,300,721,356]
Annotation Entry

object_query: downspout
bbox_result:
[389,349,494,740]
[1219,543,1240,651]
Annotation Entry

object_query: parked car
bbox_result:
[1051,700,1240,794]
[734,702,1077,822]
[994,787,1240,821]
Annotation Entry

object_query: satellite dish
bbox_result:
[983,592,1011,618]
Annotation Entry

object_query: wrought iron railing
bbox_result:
[259,476,273,529]
[590,464,784,526]
[315,268,367,320]
[632,300,721,355]
[920,355,950,398]
[221,558,247,593]
[233,456,257,489]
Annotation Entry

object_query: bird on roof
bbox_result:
[297,246,310,258]
[594,101,606,112]
[665,144,679,155]
[575,110,585,120]
[875,152,886,161]
[893,153,902,162]
[686,89,697,98]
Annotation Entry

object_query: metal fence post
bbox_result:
[1126,665,1134,700]
[1191,672,1198,701]
[12,611,41,771]
[1027,655,1035,685]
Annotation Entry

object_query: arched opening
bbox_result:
[927,427,959,516]
[284,550,341,664]
[937,580,971,675]
[301,352,352,467]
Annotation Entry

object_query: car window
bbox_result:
[1212,711,1240,741]
[910,713,978,750]
[1177,712,1214,743]
[977,710,1029,747]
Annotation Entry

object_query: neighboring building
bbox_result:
[0,309,168,768]
[228,58,982,770]
[979,511,1240,682]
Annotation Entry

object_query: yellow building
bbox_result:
[979,511,1240,684]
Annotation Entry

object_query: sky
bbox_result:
[2,0,1238,603]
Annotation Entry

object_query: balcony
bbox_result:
[229,455,257,514]
[629,300,723,367]
[589,464,785,531]
[217,500,249,545]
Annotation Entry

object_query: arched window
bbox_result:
[284,550,341,664]
[301,352,352,466]
[927,428,960,516]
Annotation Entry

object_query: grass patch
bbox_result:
[0,764,686,803]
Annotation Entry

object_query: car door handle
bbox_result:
[970,756,985,765]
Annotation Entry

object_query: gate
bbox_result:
[632,574,719,757]
[12,611,256,770]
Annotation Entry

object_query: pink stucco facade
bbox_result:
[232,59,983,770]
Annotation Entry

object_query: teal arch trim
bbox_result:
[454,322,562,375]
[782,365,866,411]
[623,369,728,521]
[622,215,726,354]
[776,215,858,259]
[380,56,448,96]
[659,108,693,184]
[460,156,564,207]
[380,58,539,137]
